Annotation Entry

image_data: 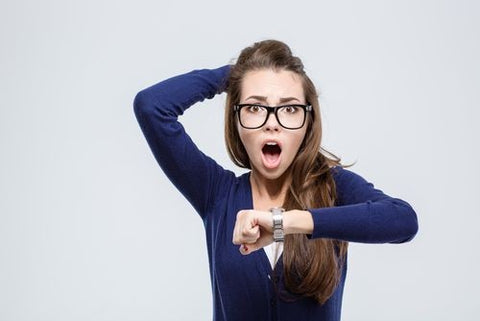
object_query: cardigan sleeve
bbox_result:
[307,166,419,244]
[133,66,235,219]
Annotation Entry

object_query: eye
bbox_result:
[246,105,264,113]
[280,105,299,114]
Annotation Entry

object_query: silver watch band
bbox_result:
[271,207,285,242]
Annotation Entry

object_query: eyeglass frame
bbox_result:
[233,103,312,130]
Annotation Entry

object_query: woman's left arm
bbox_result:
[302,166,419,244]
[233,167,419,253]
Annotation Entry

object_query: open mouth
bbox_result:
[261,142,282,169]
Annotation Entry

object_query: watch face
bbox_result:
[273,215,282,226]
[271,207,285,225]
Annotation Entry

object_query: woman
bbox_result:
[134,40,418,321]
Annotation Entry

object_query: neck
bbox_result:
[249,169,291,209]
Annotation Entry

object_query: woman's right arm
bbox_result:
[133,66,233,219]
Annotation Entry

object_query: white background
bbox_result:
[1,0,479,320]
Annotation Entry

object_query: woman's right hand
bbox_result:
[232,209,273,255]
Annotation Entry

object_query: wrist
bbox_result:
[283,210,314,235]
[213,65,231,93]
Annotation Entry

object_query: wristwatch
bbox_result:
[271,207,285,242]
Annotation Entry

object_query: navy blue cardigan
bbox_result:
[133,66,418,321]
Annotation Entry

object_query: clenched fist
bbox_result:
[232,209,273,255]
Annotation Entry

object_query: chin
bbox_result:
[258,166,289,181]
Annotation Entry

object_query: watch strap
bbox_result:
[271,207,285,242]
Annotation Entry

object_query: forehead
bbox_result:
[240,69,304,103]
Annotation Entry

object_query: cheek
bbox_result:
[294,128,307,145]
[289,130,308,154]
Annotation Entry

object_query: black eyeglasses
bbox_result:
[234,104,312,129]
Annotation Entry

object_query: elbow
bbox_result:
[392,200,419,244]
[133,89,151,120]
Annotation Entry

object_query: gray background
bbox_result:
[1,0,479,320]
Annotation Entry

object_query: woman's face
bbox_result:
[238,68,308,181]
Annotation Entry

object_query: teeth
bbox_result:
[266,142,277,146]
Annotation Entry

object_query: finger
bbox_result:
[239,243,250,255]
[233,210,257,244]
[233,224,259,245]
[239,243,258,255]
[239,224,260,243]
[239,231,274,255]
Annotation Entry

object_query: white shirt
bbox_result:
[263,242,284,268]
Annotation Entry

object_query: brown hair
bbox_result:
[224,40,349,304]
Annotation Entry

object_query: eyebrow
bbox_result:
[244,95,301,104]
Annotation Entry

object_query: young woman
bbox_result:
[134,40,418,321]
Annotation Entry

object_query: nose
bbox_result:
[263,111,280,131]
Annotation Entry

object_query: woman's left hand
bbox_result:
[232,209,273,255]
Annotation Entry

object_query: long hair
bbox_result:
[224,40,349,304]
